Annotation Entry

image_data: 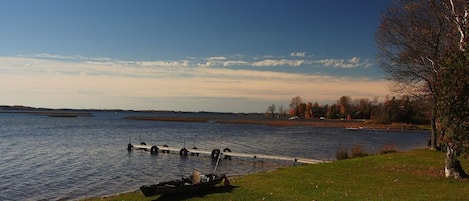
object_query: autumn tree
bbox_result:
[298,103,307,118]
[350,98,374,119]
[337,96,352,118]
[306,102,313,118]
[289,96,303,117]
[327,104,341,119]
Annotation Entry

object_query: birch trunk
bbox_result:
[445,145,468,179]
[443,0,469,179]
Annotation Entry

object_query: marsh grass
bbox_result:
[82,149,469,201]
[380,143,398,154]
[351,144,368,158]
[335,145,368,160]
[336,147,349,160]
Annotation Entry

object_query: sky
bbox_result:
[0,0,395,113]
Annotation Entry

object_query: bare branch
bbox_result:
[447,0,468,51]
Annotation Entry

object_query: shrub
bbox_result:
[380,143,397,154]
[336,147,349,160]
[351,145,368,158]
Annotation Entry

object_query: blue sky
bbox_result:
[0,0,395,112]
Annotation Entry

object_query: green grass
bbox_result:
[82,149,468,201]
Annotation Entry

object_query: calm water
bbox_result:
[0,111,428,201]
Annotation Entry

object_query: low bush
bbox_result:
[337,145,369,160]
[380,143,397,154]
[336,147,349,160]
[351,145,368,158]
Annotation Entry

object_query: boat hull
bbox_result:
[140,174,225,197]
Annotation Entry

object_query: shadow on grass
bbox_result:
[152,185,239,201]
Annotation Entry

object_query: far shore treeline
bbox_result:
[268,95,429,125]
[1,94,430,125]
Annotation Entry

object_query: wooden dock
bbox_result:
[128,143,330,165]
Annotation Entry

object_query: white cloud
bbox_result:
[29,53,112,62]
[206,56,227,61]
[290,52,306,57]
[222,60,249,66]
[251,59,305,67]
[136,60,190,67]
[316,57,372,68]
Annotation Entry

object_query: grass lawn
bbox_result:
[82,149,468,201]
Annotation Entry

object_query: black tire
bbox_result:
[211,149,220,160]
[180,148,188,156]
[141,142,148,151]
[162,144,169,153]
[223,148,232,160]
[191,147,199,156]
[127,143,133,151]
[150,146,158,154]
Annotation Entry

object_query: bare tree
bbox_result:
[278,104,287,120]
[266,104,276,119]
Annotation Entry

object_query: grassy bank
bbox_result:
[82,149,468,201]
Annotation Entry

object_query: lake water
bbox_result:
[0,111,429,201]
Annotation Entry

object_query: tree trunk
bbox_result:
[445,145,468,179]
[430,98,438,150]
[430,118,437,150]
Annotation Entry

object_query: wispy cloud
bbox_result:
[290,52,307,57]
[251,59,306,67]
[206,56,227,61]
[136,60,190,67]
[316,57,373,68]
[23,53,373,69]
[29,53,112,62]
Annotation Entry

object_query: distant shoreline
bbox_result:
[125,116,429,130]
[0,105,428,130]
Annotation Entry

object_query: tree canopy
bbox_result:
[377,0,469,178]
[375,0,468,149]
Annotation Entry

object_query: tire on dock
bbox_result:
[180,148,188,156]
[162,144,169,153]
[127,143,133,152]
[141,142,148,151]
[211,149,220,160]
[150,146,159,155]
[191,147,199,156]
[223,148,232,160]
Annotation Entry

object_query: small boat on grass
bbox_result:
[140,150,229,197]
[140,173,227,197]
